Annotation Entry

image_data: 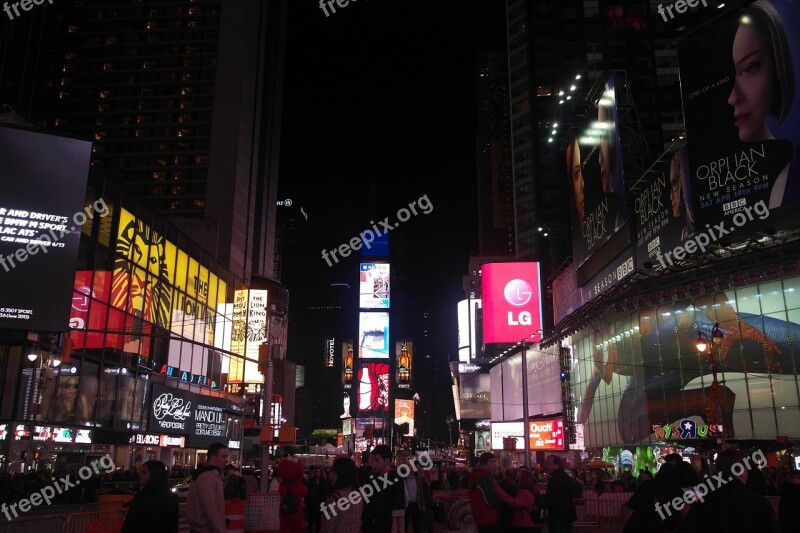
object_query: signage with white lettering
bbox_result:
[148,385,230,448]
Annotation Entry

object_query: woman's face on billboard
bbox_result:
[569,139,585,223]
[728,23,774,142]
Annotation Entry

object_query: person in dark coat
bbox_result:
[779,470,800,533]
[694,449,779,533]
[122,460,179,533]
[544,455,582,533]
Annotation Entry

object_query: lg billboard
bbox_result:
[481,262,543,344]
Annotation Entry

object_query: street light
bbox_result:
[26,349,61,472]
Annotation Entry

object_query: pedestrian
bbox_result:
[543,455,582,533]
[497,467,517,531]
[404,469,426,533]
[496,469,544,531]
[361,444,406,533]
[306,466,329,533]
[242,468,259,495]
[185,443,229,533]
[694,449,779,532]
[278,456,308,533]
[320,457,362,533]
[468,452,510,533]
[122,460,179,533]
[223,464,247,501]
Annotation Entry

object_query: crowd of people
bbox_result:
[463,450,800,533]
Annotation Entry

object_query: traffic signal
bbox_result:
[258,343,269,374]
[33,450,40,460]
[20,451,27,460]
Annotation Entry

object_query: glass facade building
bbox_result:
[0,172,262,472]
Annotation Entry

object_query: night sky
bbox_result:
[280,1,506,348]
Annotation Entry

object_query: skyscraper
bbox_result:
[0,0,287,283]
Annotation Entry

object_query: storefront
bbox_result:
[566,272,800,452]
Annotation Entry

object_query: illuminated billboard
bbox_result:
[678,0,800,228]
[0,126,91,331]
[481,262,543,344]
[459,372,490,419]
[357,362,389,412]
[457,299,482,362]
[226,289,267,383]
[360,263,390,309]
[566,73,627,269]
[69,271,126,350]
[529,418,565,450]
[110,208,227,359]
[396,341,412,388]
[359,312,389,358]
[491,421,523,451]
[342,341,354,388]
[394,399,415,436]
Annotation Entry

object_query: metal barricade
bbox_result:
[572,498,628,532]
[0,515,65,533]
[243,492,280,533]
[64,510,125,533]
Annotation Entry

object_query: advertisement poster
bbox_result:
[359,312,389,358]
[0,127,91,331]
[574,276,800,447]
[359,263,390,309]
[567,73,627,268]
[459,372,491,419]
[552,264,582,327]
[148,384,228,448]
[678,0,800,228]
[634,147,696,270]
[357,362,389,412]
[396,341,412,388]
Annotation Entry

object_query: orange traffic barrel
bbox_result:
[225,498,245,533]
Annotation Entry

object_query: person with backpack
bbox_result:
[544,455,582,533]
[496,469,546,531]
[223,465,248,501]
[279,456,308,533]
[320,457,362,533]
[185,443,229,533]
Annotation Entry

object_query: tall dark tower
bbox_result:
[0,0,287,283]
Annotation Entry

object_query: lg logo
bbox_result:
[504,279,532,325]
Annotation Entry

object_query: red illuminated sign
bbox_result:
[529,418,565,450]
[481,262,543,343]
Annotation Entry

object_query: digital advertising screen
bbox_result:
[481,262,543,344]
[529,418,565,450]
[359,263,390,309]
[678,0,800,229]
[357,362,390,412]
[566,73,627,268]
[0,126,92,331]
[359,312,389,358]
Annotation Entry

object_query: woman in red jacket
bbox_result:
[497,470,545,531]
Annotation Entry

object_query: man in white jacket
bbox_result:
[186,443,229,533]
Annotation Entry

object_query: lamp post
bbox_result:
[696,322,726,449]
[26,349,61,471]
